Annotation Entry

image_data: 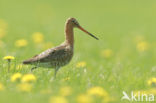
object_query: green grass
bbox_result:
[0,0,156,103]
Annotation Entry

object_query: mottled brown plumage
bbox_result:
[23,17,98,77]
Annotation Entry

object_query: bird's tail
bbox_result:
[23,60,30,64]
[23,59,33,64]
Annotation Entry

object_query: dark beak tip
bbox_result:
[95,37,99,40]
[92,35,99,40]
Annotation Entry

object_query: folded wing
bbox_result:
[23,46,67,64]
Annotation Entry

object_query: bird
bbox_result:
[23,17,99,78]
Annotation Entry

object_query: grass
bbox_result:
[0,0,156,103]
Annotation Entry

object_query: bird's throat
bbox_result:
[65,25,74,47]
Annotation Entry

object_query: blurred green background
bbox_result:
[0,0,156,103]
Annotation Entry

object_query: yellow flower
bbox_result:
[32,32,44,43]
[137,41,149,52]
[3,56,15,72]
[147,77,156,87]
[49,96,68,103]
[21,74,36,83]
[76,61,86,68]
[17,83,32,92]
[11,73,22,82]
[77,94,92,103]
[0,83,5,91]
[3,56,15,60]
[87,86,108,97]
[60,86,72,96]
[101,49,113,58]
[15,39,28,47]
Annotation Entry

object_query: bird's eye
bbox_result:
[72,20,75,23]
[71,20,79,25]
[72,20,78,24]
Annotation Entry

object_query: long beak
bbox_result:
[78,26,99,40]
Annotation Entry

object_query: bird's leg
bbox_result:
[31,66,37,72]
[54,67,59,78]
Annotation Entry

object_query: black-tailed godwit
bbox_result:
[23,18,98,77]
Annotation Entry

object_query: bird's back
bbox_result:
[23,43,73,68]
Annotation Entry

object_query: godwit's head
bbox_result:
[66,18,99,40]
[66,18,80,27]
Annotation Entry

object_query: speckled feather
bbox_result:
[23,43,73,68]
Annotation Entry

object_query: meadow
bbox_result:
[0,0,156,103]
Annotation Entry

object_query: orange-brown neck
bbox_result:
[65,22,74,47]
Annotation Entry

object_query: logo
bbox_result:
[121,91,155,102]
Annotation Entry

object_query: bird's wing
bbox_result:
[39,47,67,62]
[23,45,67,64]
